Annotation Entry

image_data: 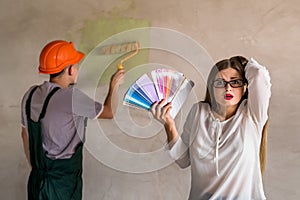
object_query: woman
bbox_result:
[151,56,271,200]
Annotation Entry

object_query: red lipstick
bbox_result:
[224,93,233,100]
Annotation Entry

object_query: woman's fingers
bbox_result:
[151,100,163,119]
[151,100,174,124]
[157,99,167,119]
[150,102,158,116]
[161,102,172,119]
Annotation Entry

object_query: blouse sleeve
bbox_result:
[169,103,199,168]
[245,58,272,125]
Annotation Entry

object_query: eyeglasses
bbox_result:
[213,79,244,88]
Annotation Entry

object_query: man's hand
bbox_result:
[110,69,125,88]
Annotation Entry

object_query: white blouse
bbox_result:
[169,58,271,200]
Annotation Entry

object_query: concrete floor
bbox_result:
[1,0,300,199]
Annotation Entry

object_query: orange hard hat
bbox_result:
[38,40,85,74]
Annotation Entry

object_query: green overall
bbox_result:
[26,86,83,200]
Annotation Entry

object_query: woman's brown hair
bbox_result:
[204,56,268,176]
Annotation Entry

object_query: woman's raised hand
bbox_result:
[151,99,178,144]
[150,99,173,125]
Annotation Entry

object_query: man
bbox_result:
[21,40,124,199]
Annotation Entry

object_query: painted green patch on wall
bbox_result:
[78,17,150,85]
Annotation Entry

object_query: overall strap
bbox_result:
[38,87,60,121]
[25,86,39,119]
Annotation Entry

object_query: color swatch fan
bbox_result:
[123,69,194,118]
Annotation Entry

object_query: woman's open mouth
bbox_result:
[224,94,233,100]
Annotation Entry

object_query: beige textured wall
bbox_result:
[1,0,299,199]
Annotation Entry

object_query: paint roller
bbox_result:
[100,41,140,70]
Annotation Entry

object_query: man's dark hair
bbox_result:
[50,65,70,79]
